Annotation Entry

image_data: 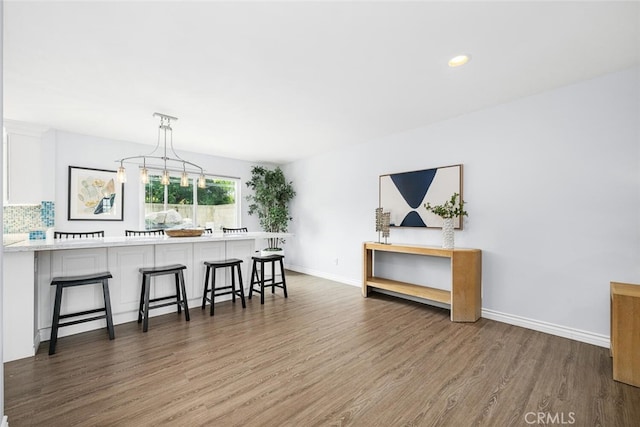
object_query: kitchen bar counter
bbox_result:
[3,231,284,252]
[3,232,289,362]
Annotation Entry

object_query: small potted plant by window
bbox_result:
[246,166,296,255]
[424,192,468,249]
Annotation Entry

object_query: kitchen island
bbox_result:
[3,232,287,362]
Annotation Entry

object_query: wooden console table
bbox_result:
[610,281,640,387]
[362,242,482,322]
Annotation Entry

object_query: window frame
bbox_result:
[139,167,241,230]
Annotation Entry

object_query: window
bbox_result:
[143,169,239,231]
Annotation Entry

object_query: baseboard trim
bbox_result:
[482,308,610,349]
[286,265,611,349]
[286,264,361,287]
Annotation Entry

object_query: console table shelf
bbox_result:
[362,242,482,322]
[365,277,451,305]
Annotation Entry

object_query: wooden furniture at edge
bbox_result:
[362,242,482,322]
[610,281,640,387]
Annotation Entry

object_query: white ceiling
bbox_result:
[3,1,639,164]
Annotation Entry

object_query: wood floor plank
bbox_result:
[4,271,640,426]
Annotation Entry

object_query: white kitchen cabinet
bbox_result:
[3,120,53,204]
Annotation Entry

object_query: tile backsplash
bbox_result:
[3,201,55,234]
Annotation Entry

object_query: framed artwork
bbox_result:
[68,166,124,221]
[379,164,463,229]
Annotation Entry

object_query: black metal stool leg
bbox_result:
[49,284,63,355]
[237,264,246,308]
[143,275,151,332]
[260,260,266,305]
[102,279,115,340]
[174,273,182,314]
[202,265,210,309]
[272,262,277,292]
[231,268,236,303]
[249,260,256,300]
[279,258,288,298]
[179,270,190,321]
[137,275,146,324]
[210,267,216,316]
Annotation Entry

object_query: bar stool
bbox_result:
[125,229,165,236]
[249,254,288,304]
[54,230,104,239]
[202,259,246,316]
[222,227,248,234]
[49,271,115,355]
[138,264,190,332]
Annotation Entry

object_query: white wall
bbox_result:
[0,0,5,420]
[284,67,640,344]
[53,131,264,235]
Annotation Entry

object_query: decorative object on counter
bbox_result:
[375,207,391,244]
[246,166,295,254]
[382,212,391,244]
[68,166,124,221]
[116,113,206,188]
[379,164,462,228]
[375,207,383,242]
[165,228,204,237]
[424,192,468,249]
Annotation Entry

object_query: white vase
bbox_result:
[442,218,454,249]
[260,248,284,257]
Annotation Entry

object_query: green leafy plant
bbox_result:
[424,192,468,219]
[246,166,296,250]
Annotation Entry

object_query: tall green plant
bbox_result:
[246,166,296,249]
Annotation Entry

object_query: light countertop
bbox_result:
[3,232,289,253]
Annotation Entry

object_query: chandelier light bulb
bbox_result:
[161,170,170,186]
[198,174,206,189]
[117,165,127,183]
[180,170,189,187]
[140,167,149,184]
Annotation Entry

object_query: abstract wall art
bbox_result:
[379,164,463,229]
[68,166,124,221]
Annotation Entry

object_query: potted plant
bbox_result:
[424,192,468,249]
[246,166,296,255]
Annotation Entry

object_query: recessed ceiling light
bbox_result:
[448,54,471,68]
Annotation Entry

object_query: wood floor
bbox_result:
[5,271,640,426]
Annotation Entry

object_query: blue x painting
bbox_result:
[379,164,462,228]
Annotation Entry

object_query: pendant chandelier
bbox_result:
[116,112,206,188]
